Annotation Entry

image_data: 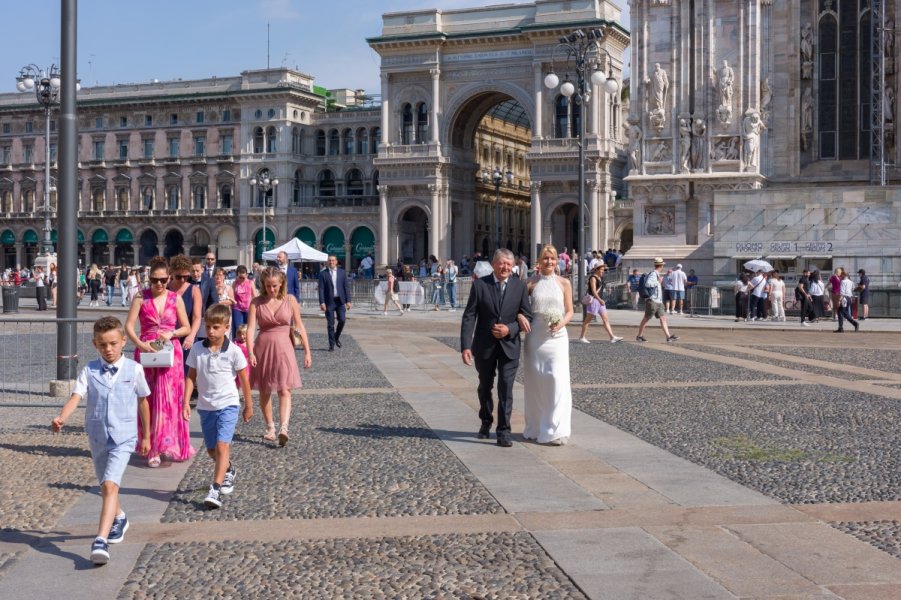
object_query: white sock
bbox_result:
[116,511,126,519]
[95,535,107,543]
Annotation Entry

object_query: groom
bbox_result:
[460,248,532,447]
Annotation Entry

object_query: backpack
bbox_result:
[638,271,655,299]
[392,277,400,293]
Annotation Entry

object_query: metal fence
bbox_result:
[0,317,99,401]
[683,286,901,318]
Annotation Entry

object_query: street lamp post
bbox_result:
[250,169,278,261]
[543,28,619,303]
[482,166,513,250]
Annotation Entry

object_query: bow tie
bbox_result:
[102,364,118,375]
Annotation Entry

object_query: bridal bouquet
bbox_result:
[543,308,563,337]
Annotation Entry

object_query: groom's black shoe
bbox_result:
[478,424,491,439]
[335,338,342,348]
[497,434,512,448]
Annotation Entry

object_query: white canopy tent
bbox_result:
[261,238,328,263]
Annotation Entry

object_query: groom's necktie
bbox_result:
[496,280,506,306]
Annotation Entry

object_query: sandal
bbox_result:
[148,456,161,468]
[263,423,276,442]
[278,425,289,447]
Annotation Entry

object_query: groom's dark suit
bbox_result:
[460,273,532,441]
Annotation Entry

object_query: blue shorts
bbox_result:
[671,290,685,300]
[199,406,239,450]
[89,435,135,486]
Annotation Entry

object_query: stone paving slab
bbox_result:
[120,532,587,600]
[832,521,901,560]
[682,344,876,381]
[751,346,901,375]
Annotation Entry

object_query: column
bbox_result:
[430,69,440,144]
[14,243,23,268]
[156,242,165,257]
[428,183,440,259]
[378,185,389,265]
[380,73,390,148]
[588,181,600,253]
[600,189,611,254]
[530,181,542,265]
[131,243,141,264]
[588,83,599,136]
[441,186,452,260]
[107,244,115,265]
[533,63,544,139]
[84,243,92,266]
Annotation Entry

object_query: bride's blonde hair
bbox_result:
[539,244,558,261]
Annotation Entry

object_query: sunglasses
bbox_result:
[172,274,190,280]
[149,277,169,284]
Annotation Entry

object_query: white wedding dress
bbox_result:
[522,275,572,444]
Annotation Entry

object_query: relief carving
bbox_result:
[801,23,814,80]
[710,136,740,161]
[643,205,675,235]
[648,139,671,163]
[801,87,814,151]
[760,78,772,125]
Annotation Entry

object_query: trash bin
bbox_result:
[2,286,19,313]
[851,296,859,320]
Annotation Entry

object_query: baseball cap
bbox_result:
[676,263,682,269]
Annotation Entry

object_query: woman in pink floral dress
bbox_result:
[125,256,195,467]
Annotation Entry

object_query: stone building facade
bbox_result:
[624,0,901,282]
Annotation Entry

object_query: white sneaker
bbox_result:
[204,485,222,509]
[383,311,388,316]
[578,337,590,344]
[611,336,623,344]
[678,311,684,315]
[801,322,811,327]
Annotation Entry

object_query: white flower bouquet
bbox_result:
[543,308,563,337]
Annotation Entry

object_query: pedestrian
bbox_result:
[360,253,374,279]
[809,270,826,321]
[275,251,300,302]
[89,264,103,307]
[445,259,459,311]
[578,261,623,344]
[734,273,750,322]
[383,267,404,316]
[628,268,641,310]
[212,267,234,320]
[247,267,311,446]
[460,248,532,447]
[317,255,352,351]
[203,252,217,278]
[233,324,251,386]
[104,265,118,306]
[431,265,445,310]
[52,316,152,565]
[191,258,219,316]
[401,265,414,311]
[748,269,768,321]
[168,255,203,366]
[230,265,256,338]
[125,255,195,467]
[49,262,58,307]
[636,258,679,343]
[796,269,815,326]
[34,266,48,311]
[856,269,870,320]
[835,270,860,333]
[183,303,253,509]
[118,263,130,307]
[768,271,786,322]
[516,254,529,281]
[670,264,688,314]
[126,269,141,305]
[828,268,843,321]
[662,268,675,313]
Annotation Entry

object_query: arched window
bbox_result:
[141,186,154,210]
[416,102,429,143]
[192,185,206,210]
[1,190,11,212]
[356,128,368,154]
[266,126,277,153]
[166,185,179,210]
[117,188,128,212]
[315,130,326,156]
[371,127,381,153]
[328,129,339,155]
[253,127,264,153]
[91,189,104,212]
[401,103,413,144]
[293,169,303,206]
[555,95,570,138]
[571,96,581,138]
[346,169,364,196]
[342,128,354,155]
[318,170,336,197]
[219,184,231,209]
[817,2,872,160]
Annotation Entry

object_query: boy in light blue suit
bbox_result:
[53,316,151,566]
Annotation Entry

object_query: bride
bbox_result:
[518,244,575,445]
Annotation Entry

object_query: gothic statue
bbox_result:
[690,116,707,170]
[760,78,772,123]
[627,122,643,172]
[742,110,764,170]
[885,84,896,124]
[801,23,814,79]
[646,63,669,131]
[801,87,814,151]
[887,20,896,74]
[718,60,734,108]
[679,118,691,172]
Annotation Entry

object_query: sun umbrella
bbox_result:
[743,259,774,273]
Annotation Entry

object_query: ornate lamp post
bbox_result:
[482,166,513,250]
[249,169,278,260]
[16,65,78,258]
[543,28,619,301]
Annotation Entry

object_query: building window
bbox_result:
[170,113,178,125]
[92,189,104,212]
[356,128,368,155]
[118,141,128,160]
[292,127,300,154]
[316,130,326,156]
[318,170,336,197]
[92,140,104,160]
[371,127,381,153]
[143,138,154,158]
[554,96,570,138]
[25,121,33,133]
[142,186,154,210]
[117,188,128,211]
[268,108,276,118]
[145,114,153,127]
[346,169,364,196]
[222,109,231,122]
[192,185,206,209]
[343,128,354,155]
[254,109,262,119]
[194,136,205,157]
[293,170,303,206]
[166,185,179,210]
[196,111,204,124]
[2,146,11,164]
[119,116,127,128]
[416,102,429,143]
[1,190,11,212]
[253,127,264,153]
[168,138,179,158]
[23,189,35,212]
[95,117,104,129]
[49,143,57,163]
[221,134,233,155]
[24,144,35,163]
[402,103,413,144]
[2,123,10,134]
[266,126,277,153]
[50,121,56,132]
[328,129,339,155]
[219,184,232,208]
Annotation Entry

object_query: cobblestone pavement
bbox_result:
[2,314,901,598]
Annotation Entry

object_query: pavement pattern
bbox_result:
[1,307,901,599]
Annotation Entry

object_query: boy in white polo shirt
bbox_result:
[183,303,252,509]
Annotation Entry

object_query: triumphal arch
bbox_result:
[368,0,629,265]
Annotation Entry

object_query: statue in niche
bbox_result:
[645,63,669,131]
[742,110,764,170]
[679,118,691,172]
[885,84,896,124]
[718,60,734,108]
[643,205,675,235]
[691,116,707,170]
[801,23,814,80]
[760,78,773,123]
[801,87,814,151]
[711,136,739,161]
[887,21,896,74]
[626,123,643,172]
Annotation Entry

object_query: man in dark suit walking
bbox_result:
[276,251,300,301]
[318,255,352,351]
[460,248,532,447]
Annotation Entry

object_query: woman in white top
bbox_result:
[768,271,786,321]
[213,267,234,308]
[809,271,826,321]
[836,271,860,332]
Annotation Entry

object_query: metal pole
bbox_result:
[57,0,78,382]
[43,106,53,255]
[262,184,266,258]
[495,176,500,250]
[577,93,586,304]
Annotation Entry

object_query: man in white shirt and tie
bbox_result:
[276,251,300,301]
[317,255,352,351]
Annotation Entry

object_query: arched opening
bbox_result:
[318,170,336,197]
[164,230,184,258]
[253,127,264,153]
[23,229,39,266]
[619,226,634,254]
[399,206,428,264]
[254,228,275,262]
[328,129,339,155]
[321,226,346,265]
[345,169,364,196]
[350,226,375,272]
[189,229,211,257]
[114,228,134,265]
[139,230,158,265]
[2,229,16,268]
[550,202,579,253]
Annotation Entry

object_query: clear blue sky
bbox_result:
[2,0,629,96]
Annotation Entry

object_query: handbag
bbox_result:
[139,340,174,368]
[291,328,304,349]
[581,293,593,306]
[840,296,848,308]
